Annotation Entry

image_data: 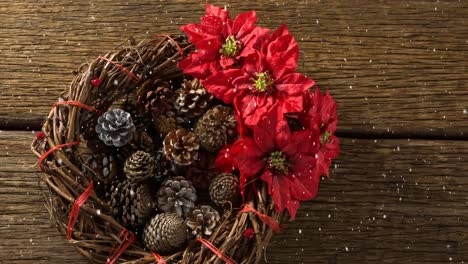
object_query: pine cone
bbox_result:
[209,173,240,207]
[77,140,118,185]
[143,213,187,254]
[109,180,157,227]
[163,128,199,166]
[158,176,197,217]
[136,78,174,116]
[95,109,136,147]
[185,152,217,190]
[174,79,213,119]
[124,151,155,183]
[194,105,237,153]
[121,94,150,129]
[186,205,220,237]
[154,150,182,183]
[153,110,186,137]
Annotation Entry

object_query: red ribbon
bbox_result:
[238,204,283,233]
[196,238,237,264]
[67,181,94,240]
[107,228,136,264]
[38,141,80,171]
[53,101,102,114]
[155,34,184,56]
[151,252,166,264]
[98,56,140,83]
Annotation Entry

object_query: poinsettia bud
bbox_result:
[244,228,255,240]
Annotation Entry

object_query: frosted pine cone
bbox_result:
[174,79,213,119]
[158,176,197,217]
[186,205,220,237]
[163,128,199,166]
[95,109,136,147]
[109,180,157,227]
[143,213,187,253]
[209,173,240,206]
[194,105,237,153]
[124,151,155,183]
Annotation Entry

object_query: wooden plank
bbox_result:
[1,0,468,135]
[1,131,467,263]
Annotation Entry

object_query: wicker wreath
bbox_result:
[31,4,339,264]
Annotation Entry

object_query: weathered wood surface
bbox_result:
[1,0,468,136]
[2,132,467,263]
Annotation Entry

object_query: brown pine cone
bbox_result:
[163,128,199,166]
[124,151,155,183]
[77,140,118,185]
[154,150,182,183]
[174,79,213,119]
[209,173,240,207]
[153,110,187,137]
[143,213,187,254]
[136,78,175,116]
[186,205,220,237]
[185,152,217,190]
[158,176,197,217]
[194,105,237,153]
[109,180,157,227]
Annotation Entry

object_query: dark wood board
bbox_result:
[2,132,467,263]
[0,0,467,137]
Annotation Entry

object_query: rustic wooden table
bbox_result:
[1,1,467,263]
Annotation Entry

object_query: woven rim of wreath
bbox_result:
[30,35,284,264]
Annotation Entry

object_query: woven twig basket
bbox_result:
[31,35,284,264]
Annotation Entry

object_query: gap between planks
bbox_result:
[1,117,467,141]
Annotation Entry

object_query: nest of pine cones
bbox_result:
[31,4,340,264]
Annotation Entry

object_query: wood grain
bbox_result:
[2,131,467,263]
[0,0,467,136]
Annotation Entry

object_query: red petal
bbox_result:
[263,24,299,79]
[232,11,257,39]
[233,138,265,177]
[282,130,319,157]
[279,95,304,114]
[180,23,206,44]
[289,157,320,201]
[205,3,231,21]
[261,170,300,220]
[202,69,246,104]
[214,144,237,172]
[275,73,315,95]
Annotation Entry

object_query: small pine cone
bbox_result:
[154,150,182,183]
[121,94,150,129]
[186,205,220,237]
[158,176,197,217]
[163,128,199,166]
[194,105,237,153]
[136,79,175,116]
[77,140,118,185]
[109,180,157,227]
[174,79,213,119]
[143,213,187,254]
[153,110,186,137]
[209,173,240,207]
[95,109,136,147]
[129,131,154,153]
[124,151,155,183]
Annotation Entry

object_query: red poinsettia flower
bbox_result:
[215,106,321,219]
[203,24,314,127]
[179,3,269,79]
[299,87,340,176]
